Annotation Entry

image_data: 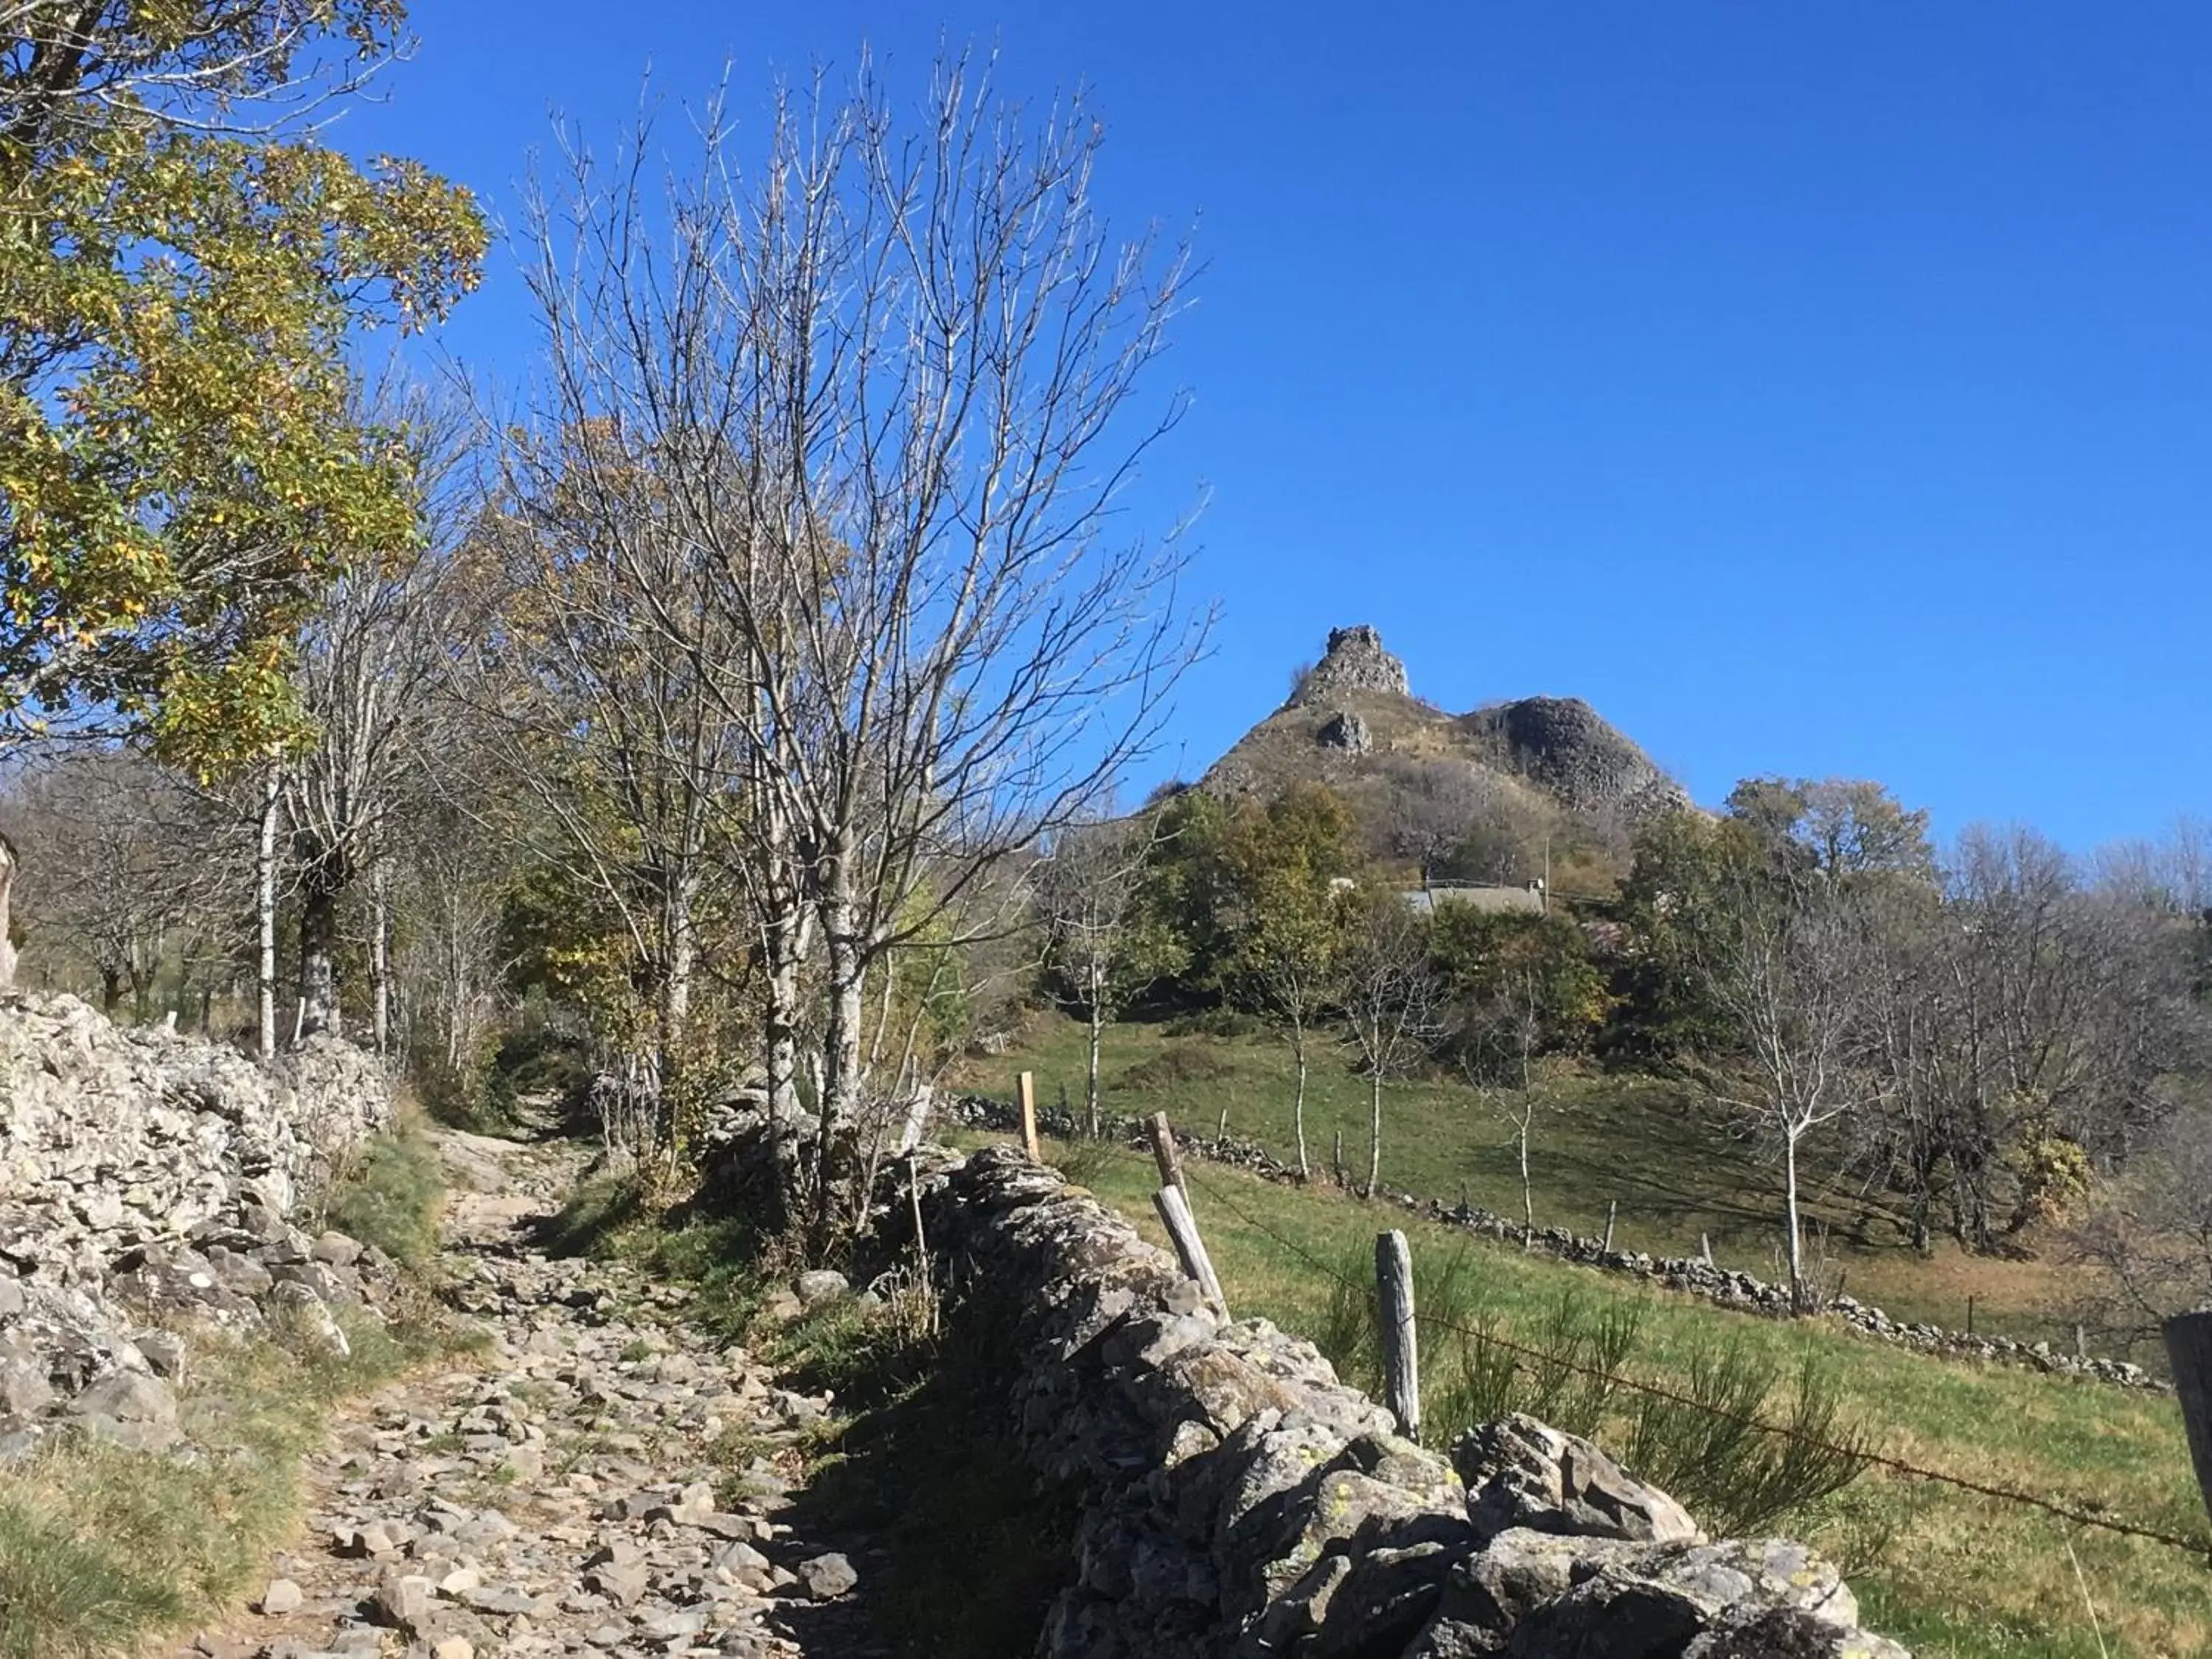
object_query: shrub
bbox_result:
[1046,1133,1128,1192]
[1314,1251,1870,1534]
[1626,1343,1872,1534]
[1161,1008,1268,1040]
[1120,1042,1239,1091]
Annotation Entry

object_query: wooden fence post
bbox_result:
[905,1153,939,1339]
[2164,1312,2212,1527]
[1376,1229,1419,1443]
[1155,1183,1228,1318]
[1147,1112,1186,1194]
[1602,1200,1618,1255]
[1018,1071,1040,1162]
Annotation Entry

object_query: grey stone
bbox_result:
[1455,1414,1701,1546]
[796,1552,857,1599]
[0,1357,55,1418]
[792,1269,850,1307]
[260,1576,305,1615]
[1316,709,1373,754]
[67,1368,177,1428]
[369,1572,435,1631]
[133,1329,187,1377]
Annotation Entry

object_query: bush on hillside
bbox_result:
[1120,1043,1241,1092]
[1315,1249,1871,1535]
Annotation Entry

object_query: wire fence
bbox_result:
[1173,1161,2212,1562]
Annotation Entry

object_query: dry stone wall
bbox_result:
[0,994,397,1455]
[945,1094,2160,1393]
[916,1144,1909,1658]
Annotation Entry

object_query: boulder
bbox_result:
[1317,710,1374,754]
[65,1368,179,1450]
[793,1269,851,1307]
[1455,1415,1701,1546]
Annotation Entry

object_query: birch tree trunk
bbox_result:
[1087,961,1106,1138]
[1367,1071,1384,1200]
[369,858,391,1057]
[814,858,869,1231]
[1784,1127,1806,1311]
[765,923,804,1123]
[0,832,16,995]
[656,863,698,1154]
[1293,1023,1310,1180]
[257,768,279,1058]
[1518,1113,1534,1248]
[296,856,342,1040]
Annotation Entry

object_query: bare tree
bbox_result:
[1374,758,1555,889]
[1033,813,1166,1135]
[285,394,482,1040]
[4,748,244,1015]
[1461,966,1551,1245]
[0,826,15,993]
[509,54,1208,1211]
[1245,919,1340,1182]
[2072,1107,2212,1353]
[1338,890,1443,1199]
[1701,866,1882,1310]
[389,795,517,1075]
[474,422,739,1155]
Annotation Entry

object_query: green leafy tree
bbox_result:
[0,3,484,768]
[1220,782,1360,1177]
[1613,810,1750,1057]
[1130,786,1233,1002]
[1724,776,1935,885]
[1434,909,1610,1053]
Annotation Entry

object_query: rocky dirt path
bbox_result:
[168,1129,887,1659]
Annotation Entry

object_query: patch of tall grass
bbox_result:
[1312,1241,1872,1534]
[318,1111,445,1266]
[0,1307,453,1659]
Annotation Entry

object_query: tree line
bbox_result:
[1032,776,2212,1316]
[1,10,1207,1241]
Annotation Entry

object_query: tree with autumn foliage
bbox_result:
[0,2,484,774]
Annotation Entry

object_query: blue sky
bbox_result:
[352,2,2212,849]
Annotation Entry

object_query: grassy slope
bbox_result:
[964,1124,2209,1659]
[958,1014,2087,1348]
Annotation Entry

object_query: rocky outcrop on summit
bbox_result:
[0,995,394,1455]
[1290,624,1410,705]
[1464,695,1688,819]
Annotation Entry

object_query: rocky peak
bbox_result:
[1292,624,1410,706]
[1466,695,1688,818]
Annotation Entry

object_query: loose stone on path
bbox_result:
[172,1129,882,1659]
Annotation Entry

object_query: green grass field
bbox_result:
[956,1013,2091,1349]
[956,1121,2211,1659]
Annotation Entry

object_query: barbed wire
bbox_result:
[1175,1163,2212,1562]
